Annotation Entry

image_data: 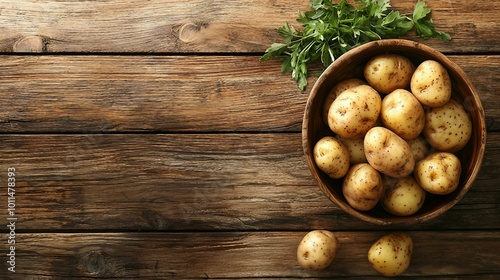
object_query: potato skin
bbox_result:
[364,54,415,94]
[322,78,367,124]
[342,163,383,211]
[411,60,452,107]
[364,127,415,178]
[423,99,472,152]
[313,136,350,179]
[381,176,426,216]
[414,152,461,195]
[381,89,425,141]
[335,135,367,164]
[297,230,338,270]
[328,85,381,139]
[407,135,431,163]
[368,232,413,277]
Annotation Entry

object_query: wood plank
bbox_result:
[0,133,497,232]
[0,55,498,133]
[3,231,499,279]
[0,0,498,53]
[0,55,305,133]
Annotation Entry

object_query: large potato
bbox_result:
[414,152,461,195]
[364,54,415,94]
[313,136,350,179]
[297,230,338,270]
[342,163,383,211]
[364,127,415,178]
[335,135,367,164]
[381,176,426,216]
[410,60,452,107]
[328,85,381,139]
[322,78,367,124]
[423,99,472,152]
[381,89,425,140]
[368,232,413,277]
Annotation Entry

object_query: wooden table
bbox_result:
[0,1,498,279]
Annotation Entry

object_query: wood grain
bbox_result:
[0,0,498,53]
[0,1,497,279]
[0,55,498,133]
[0,133,497,232]
[2,231,498,279]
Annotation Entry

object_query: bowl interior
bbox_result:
[302,39,486,225]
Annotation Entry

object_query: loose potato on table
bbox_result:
[328,85,381,139]
[381,176,426,216]
[364,127,415,178]
[364,54,415,94]
[342,163,384,211]
[381,89,425,140]
[411,60,452,107]
[424,99,472,152]
[368,232,413,277]
[313,136,350,179]
[414,152,461,195]
[297,230,338,270]
[322,78,367,124]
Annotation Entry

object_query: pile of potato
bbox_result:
[299,55,473,276]
[313,54,472,216]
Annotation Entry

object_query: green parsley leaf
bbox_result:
[413,0,431,21]
[261,0,452,90]
[412,1,452,40]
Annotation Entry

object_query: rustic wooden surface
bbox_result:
[0,0,499,279]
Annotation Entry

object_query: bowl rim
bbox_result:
[302,39,487,225]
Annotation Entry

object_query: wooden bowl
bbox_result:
[302,39,486,225]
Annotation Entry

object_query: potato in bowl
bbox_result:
[302,39,486,225]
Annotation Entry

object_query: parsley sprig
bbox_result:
[260,0,451,90]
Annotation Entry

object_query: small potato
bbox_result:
[424,99,472,152]
[335,135,367,164]
[364,127,415,178]
[414,152,461,195]
[381,176,426,216]
[364,54,415,94]
[368,232,413,277]
[322,78,367,124]
[407,135,432,162]
[381,89,425,141]
[328,85,381,139]
[313,136,350,179]
[411,60,452,107]
[297,230,338,270]
[343,163,384,211]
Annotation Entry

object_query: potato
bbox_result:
[328,85,381,139]
[335,135,367,164]
[322,78,367,124]
[364,54,415,94]
[410,60,452,107]
[297,230,338,270]
[407,135,431,163]
[342,163,384,211]
[368,232,413,277]
[381,89,425,141]
[414,152,461,195]
[364,127,415,178]
[381,176,426,216]
[423,99,473,152]
[313,136,350,179]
